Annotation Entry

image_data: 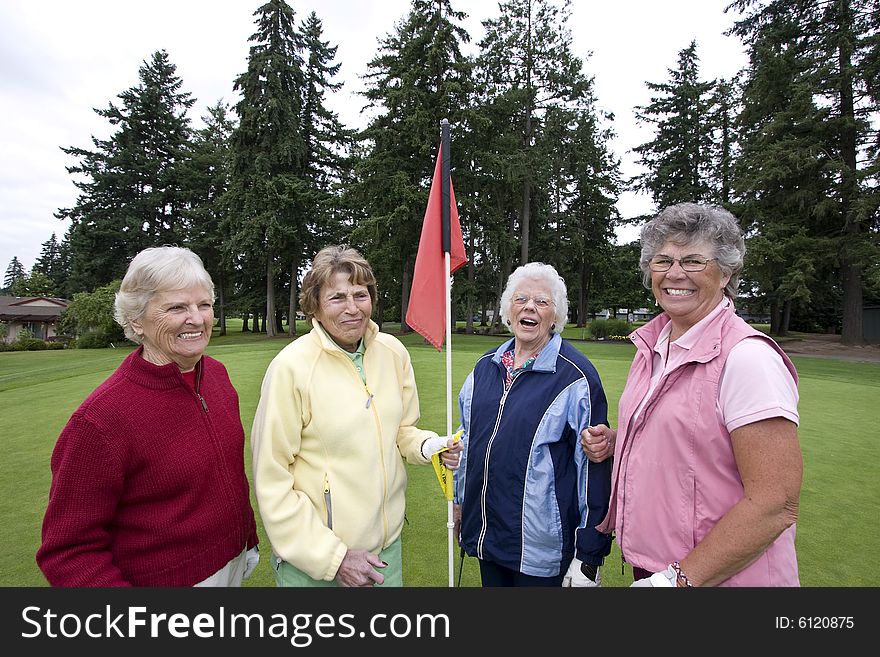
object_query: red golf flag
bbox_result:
[406,144,467,351]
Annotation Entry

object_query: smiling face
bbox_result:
[651,240,731,338]
[131,287,214,371]
[314,271,372,352]
[509,277,556,353]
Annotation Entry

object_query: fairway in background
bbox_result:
[2,327,877,587]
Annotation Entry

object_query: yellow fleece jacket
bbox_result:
[250,319,436,581]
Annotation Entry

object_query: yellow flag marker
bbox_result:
[431,429,462,500]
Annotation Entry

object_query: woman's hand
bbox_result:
[243,546,260,580]
[440,438,463,469]
[453,504,462,547]
[580,424,616,463]
[334,549,386,587]
[421,433,464,469]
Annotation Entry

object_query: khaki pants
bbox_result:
[194,547,246,587]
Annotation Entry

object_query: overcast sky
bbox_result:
[0,0,748,275]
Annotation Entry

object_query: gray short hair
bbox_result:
[114,246,214,343]
[500,262,568,334]
[639,202,745,298]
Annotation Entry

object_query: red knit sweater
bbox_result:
[37,347,258,586]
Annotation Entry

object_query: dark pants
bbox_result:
[632,566,652,582]
[478,559,564,587]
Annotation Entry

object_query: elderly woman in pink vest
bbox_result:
[582,203,802,586]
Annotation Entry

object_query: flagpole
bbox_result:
[407,120,465,587]
[440,119,455,587]
[444,251,454,587]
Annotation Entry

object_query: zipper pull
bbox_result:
[365,385,374,408]
[323,474,333,530]
[198,393,208,413]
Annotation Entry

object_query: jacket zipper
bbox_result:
[194,360,209,413]
[364,383,389,547]
[323,473,333,530]
[190,360,247,546]
[335,348,388,547]
[475,369,525,559]
[615,332,690,553]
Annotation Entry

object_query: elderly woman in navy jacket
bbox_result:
[453,262,611,587]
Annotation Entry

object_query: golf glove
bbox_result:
[420,429,463,459]
[630,565,676,587]
[420,436,449,458]
[562,558,601,587]
[243,546,260,580]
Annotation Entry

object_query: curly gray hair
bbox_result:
[500,262,568,334]
[639,202,745,298]
[114,246,215,343]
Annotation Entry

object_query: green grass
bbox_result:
[1,325,877,586]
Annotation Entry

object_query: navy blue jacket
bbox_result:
[454,334,612,577]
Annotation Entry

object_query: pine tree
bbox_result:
[3,257,26,292]
[476,0,592,263]
[632,41,718,208]
[10,272,56,298]
[355,0,472,331]
[227,0,306,338]
[730,0,880,342]
[293,10,353,336]
[185,101,236,335]
[32,233,70,298]
[731,10,835,335]
[460,87,523,329]
[590,242,652,321]
[58,50,195,292]
[563,108,623,326]
[707,77,739,204]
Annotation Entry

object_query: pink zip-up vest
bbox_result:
[597,303,800,586]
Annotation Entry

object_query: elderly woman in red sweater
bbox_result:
[37,246,258,586]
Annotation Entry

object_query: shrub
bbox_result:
[75,331,116,349]
[46,335,74,347]
[589,318,633,340]
[11,337,48,351]
[60,280,126,342]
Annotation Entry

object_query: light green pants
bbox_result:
[273,537,403,587]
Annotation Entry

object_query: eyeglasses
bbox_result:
[512,294,555,309]
[648,255,716,273]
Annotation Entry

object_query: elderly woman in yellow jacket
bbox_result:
[251,245,461,587]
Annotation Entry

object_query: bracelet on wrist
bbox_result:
[670,561,694,587]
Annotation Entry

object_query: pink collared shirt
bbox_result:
[633,298,798,431]
[598,298,801,585]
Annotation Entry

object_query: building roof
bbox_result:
[0,296,70,322]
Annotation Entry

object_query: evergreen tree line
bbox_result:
[4,0,878,343]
